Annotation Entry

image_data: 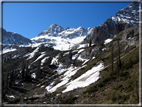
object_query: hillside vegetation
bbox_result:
[2,24,140,105]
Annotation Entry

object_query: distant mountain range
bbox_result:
[1,2,139,53]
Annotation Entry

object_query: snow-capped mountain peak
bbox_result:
[31,24,92,50]
[36,23,64,37]
[50,23,58,28]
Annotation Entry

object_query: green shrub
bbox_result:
[81,68,85,71]
[84,86,98,94]
[97,81,104,87]
[121,94,130,102]
[109,90,117,102]
[93,62,96,65]
[120,72,129,77]
[110,70,118,76]
[61,97,77,104]
[103,67,108,71]
[126,86,133,92]
[7,98,20,104]
[103,76,116,83]
[122,57,139,70]
[100,57,109,62]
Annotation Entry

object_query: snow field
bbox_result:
[45,62,104,93]
[62,62,104,93]
[31,25,91,51]
[45,65,86,93]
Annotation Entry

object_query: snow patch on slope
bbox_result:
[104,38,112,45]
[26,47,39,60]
[62,62,104,93]
[6,95,15,99]
[41,57,49,65]
[2,48,17,54]
[45,65,86,93]
[31,52,46,64]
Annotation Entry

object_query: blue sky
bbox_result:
[3,2,131,39]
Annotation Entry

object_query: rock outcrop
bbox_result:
[82,2,139,44]
[1,28,32,45]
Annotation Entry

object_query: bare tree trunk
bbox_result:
[21,61,25,82]
[69,50,72,61]
[89,39,92,47]
[117,39,121,68]
[5,71,9,89]
[111,43,113,72]
[24,62,29,82]
[36,60,41,79]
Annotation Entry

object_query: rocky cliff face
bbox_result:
[83,2,139,44]
[2,28,32,45]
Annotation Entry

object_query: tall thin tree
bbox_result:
[111,42,113,72]
[5,70,9,89]
[117,39,121,68]
[21,61,25,82]
[36,60,41,79]
[24,62,29,82]
[89,38,92,47]
[69,49,72,60]
[9,69,15,88]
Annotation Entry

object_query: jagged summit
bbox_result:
[31,24,92,50]
[49,23,58,28]
[36,23,64,37]
[65,27,70,30]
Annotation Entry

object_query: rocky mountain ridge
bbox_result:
[1,2,139,53]
[31,23,92,50]
[83,2,139,44]
[36,23,91,38]
[1,28,32,45]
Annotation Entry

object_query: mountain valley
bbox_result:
[1,2,141,105]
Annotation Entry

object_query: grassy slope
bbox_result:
[60,25,140,104]
[3,24,140,104]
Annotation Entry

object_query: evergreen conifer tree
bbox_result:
[69,50,72,60]
[21,63,25,82]
[24,62,29,82]
[36,60,41,79]
[89,39,92,47]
